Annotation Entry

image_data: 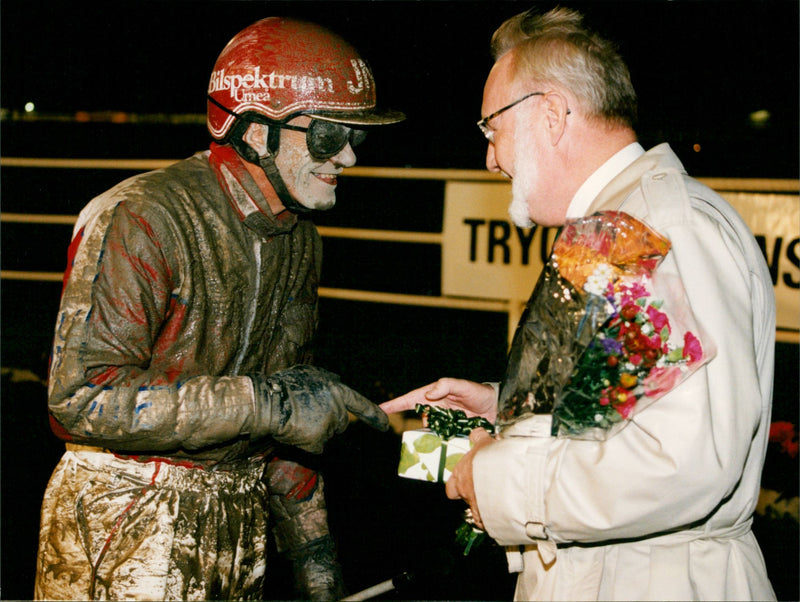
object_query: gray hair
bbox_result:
[491,7,637,128]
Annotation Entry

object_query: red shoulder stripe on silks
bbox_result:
[61,227,85,295]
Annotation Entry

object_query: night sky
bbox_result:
[2,0,799,176]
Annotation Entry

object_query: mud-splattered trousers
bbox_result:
[36,146,338,600]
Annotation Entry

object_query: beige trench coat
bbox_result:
[474,145,776,601]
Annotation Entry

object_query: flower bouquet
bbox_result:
[497,211,713,440]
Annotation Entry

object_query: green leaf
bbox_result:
[455,520,487,556]
[445,452,465,473]
[398,448,420,474]
[413,433,442,454]
[666,348,684,362]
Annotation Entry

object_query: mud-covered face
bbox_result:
[274,116,357,211]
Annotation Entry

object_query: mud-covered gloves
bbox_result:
[288,535,344,601]
[251,365,389,453]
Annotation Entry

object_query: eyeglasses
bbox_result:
[477,92,544,142]
[277,119,367,161]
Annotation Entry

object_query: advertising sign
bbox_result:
[442,181,799,332]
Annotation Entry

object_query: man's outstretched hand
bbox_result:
[379,377,497,423]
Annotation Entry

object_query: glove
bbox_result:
[288,535,344,601]
[251,365,389,453]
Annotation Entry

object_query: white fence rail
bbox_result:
[2,157,797,344]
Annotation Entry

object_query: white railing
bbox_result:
[2,157,797,344]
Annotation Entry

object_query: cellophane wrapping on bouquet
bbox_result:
[496,211,715,441]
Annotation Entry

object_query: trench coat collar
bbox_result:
[586,143,687,214]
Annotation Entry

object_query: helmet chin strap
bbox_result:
[256,153,311,215]
[229,120,311,215]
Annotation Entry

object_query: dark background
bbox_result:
[2,0,799,174]
[2,1,798,600]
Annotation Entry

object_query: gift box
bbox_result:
[397,428,472,482]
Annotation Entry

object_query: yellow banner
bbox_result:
[442,182,799,331]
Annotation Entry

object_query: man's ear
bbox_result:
[242,122,270,157]
[544,92,570,146]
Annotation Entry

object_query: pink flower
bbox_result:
[642,366,683,397]
[618,281,649,306]
[629,281,649,297]
[646,305,669,332]
[682,331,703,364]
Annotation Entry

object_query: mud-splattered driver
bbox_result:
[36,17,402,601]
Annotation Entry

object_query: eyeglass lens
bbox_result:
[477,92,544,140]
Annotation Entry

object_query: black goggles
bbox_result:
[278,119,367,160]
[207,95,367,161]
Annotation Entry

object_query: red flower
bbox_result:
[642,347,661,367]
[621,323,660,356]
[613,393,637,419]
[769,421,798,459]
[620,304,639,321]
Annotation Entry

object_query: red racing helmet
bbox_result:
[207,17,404,141]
